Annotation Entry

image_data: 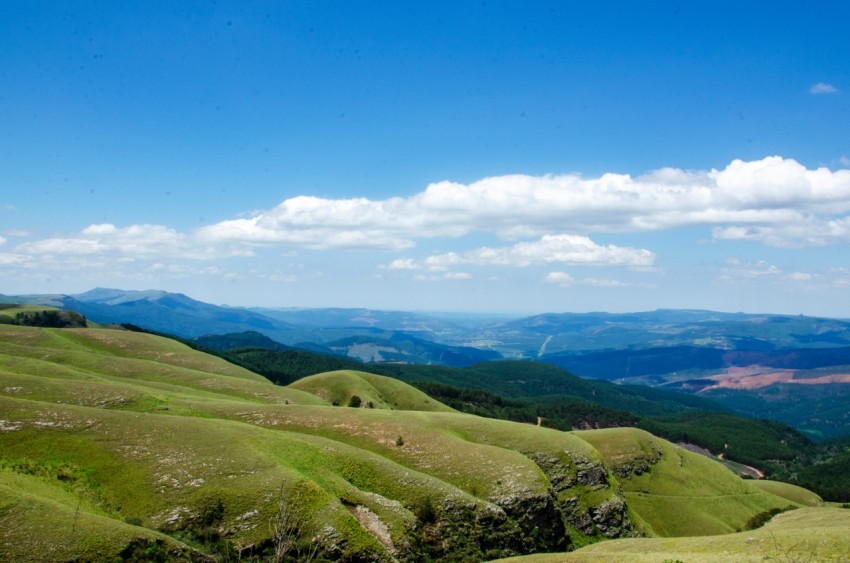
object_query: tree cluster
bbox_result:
[13,310,87,328]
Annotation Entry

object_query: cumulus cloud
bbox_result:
[582,277,630,287]
[413,271,473,282]
[18,223,253,259]
[0,253,28,265]
[721,259,782,279]
[720,259,818,284]
[810,82,838,94]
[196,196,423,251]
[544,272,575,286]
[390,234,655,272]
[545,272,640,288]
[195,156,850,250]
[12,157,850,271]
[788,272,813,282]
[387,258,423,271]
[713,215,850,247]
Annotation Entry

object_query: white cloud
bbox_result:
[0,236,6,246]
[267,272,299,282]
[544,272,640,288]
[721,259,782,279]
[196,196,421,250]
[18,223,253,260]
[713,215,850,247]
[544,272,575,286]
[0,253,28,265]
[394,235,655,272]
[12,157,850,273]
[810,82,838,94]
[195,156,850,249]
[386,258,421,271]
[147,263,229,277]
[582,277,629,287]
[413,272,472,282]
[788,272,813,282]
[720,259,819,285]
[3,229,31,238]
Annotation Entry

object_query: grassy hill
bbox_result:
[495,506,850,562]
[0,323,832,561]
[0,470,200,562]
[749,480,822,507]
[214,344,824,476]
[0,324,615,560]
[572,428,796,537]
[14,288,847,439]
[0,304,88,328]
[290,370,456,411]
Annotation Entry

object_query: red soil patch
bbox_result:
[700,368,850,391]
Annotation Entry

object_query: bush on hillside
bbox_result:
[13,310,87,328]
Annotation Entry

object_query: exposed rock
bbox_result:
[526,451,636,541]
[351,505,395,554]
[612,447,663,478]
[590,496,629,538]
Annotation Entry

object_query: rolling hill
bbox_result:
[496,506,850,562]
[5,289,850,438]
[2,321,836,561]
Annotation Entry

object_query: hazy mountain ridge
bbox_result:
[4,288,850,437]
[7,288,850,358]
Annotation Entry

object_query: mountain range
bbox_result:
[3,287,850,438]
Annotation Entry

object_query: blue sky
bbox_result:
[2,1,850,316]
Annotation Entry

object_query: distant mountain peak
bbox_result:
[74,287,181,305]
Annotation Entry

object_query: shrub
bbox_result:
[412,496,436,523]
[744,506,792,530]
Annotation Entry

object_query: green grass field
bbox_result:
[494,506,850,562]
[0,323,834,561]
[749,479,823,507]
[573,428,798,536]
[290,369,456,411]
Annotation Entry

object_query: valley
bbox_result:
[19,289,850,440]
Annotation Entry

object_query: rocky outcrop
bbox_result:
[611,445,663,478]
[527,451,636,541]
[403,492,568,562]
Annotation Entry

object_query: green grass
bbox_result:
[0,325,608,559]
[749,479,823,507]
[0,325,326,410]
[493,506,850,562]
[573,428,797,536]
[0,323,829,561]
[290,369,456,411]
[0,469,199,562]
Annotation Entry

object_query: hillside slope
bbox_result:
[496,506,850,562]
[573,428,796,537]
[0,324,817,561]
[290,370,456,411]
